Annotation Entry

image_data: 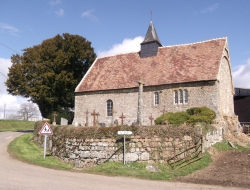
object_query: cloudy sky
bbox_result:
[0,0,250,118]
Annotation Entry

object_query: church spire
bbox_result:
[140,21,162,58]
[141,21,162,46]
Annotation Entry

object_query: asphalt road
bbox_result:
[0,131,246,190]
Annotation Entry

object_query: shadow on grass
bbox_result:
[14,129,34,133]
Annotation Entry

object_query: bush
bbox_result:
[155,106,216,125]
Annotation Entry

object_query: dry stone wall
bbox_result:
[34,127,224,169]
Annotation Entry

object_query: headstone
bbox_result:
[60,117,68,125]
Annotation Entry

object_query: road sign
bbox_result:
[39,122,53,135]
[117,131,132,165]
[117,131,132,135]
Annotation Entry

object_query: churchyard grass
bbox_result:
[8,133,73,170]
[0,120,35,132]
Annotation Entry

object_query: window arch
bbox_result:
[107,99,113,116]
[184,89,188,104]
[154,92,159,105]
[174,90,178,104]
[179,89,183,104]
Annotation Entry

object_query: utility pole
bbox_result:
[4,104,6,120]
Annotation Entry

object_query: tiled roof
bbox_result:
[75,38,227,92]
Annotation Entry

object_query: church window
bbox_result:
[154,92,159,105]
[184,90,188,104]
[174,90,178,104]
[107,99,113,116]
[179,90,183,104]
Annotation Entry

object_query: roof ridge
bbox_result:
[98,51,138,59]
[159,37,227,48]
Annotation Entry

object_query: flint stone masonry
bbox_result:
[74,79,234,127]
[34,127,224,169]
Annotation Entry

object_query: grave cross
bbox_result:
[52,112,57,123]
[149,113,154,126]
[119,113,126,126]
[85,109,89,127]
[96,112,100,126]
[91,109,98,127]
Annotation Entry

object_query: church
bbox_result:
[73,21,235,127]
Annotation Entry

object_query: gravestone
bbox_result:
[60,117,68,125]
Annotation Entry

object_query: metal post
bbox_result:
[123,135,125,165]
[43,135,47,158]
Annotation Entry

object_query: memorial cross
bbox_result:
[119,113,126,126]
[149,114,154,126]
[91,109,98,127]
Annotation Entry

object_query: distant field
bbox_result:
[0,120,35,132]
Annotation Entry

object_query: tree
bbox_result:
[17,103,39,120]
[5,33,96,118]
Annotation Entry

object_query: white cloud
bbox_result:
[50,0,61,6]
[97,36,144,57]
[200,3,219,13]
[55,8,64,17]
[0,23,20,36]
[81,9,97,20]
[0,58,41,119]
[233,58,250,88]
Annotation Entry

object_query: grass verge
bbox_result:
[86,152,212,180]
[8,132,213,180]
[8,133,73,170]
[213,140,250,152]
[0,120,35,132]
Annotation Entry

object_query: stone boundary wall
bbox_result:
[34,127,224,169]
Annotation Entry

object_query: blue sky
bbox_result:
[0,0,250,118]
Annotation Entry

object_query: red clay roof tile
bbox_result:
[76,38,226,92]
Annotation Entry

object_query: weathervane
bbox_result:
[150,8,153,21]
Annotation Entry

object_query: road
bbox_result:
[0,131,246,190]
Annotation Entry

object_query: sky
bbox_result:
[0,0,250,119]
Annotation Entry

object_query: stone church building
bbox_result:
[73,21,235,127]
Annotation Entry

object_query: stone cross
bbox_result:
[119,113,126,126]
[137,77,144,126]
[96,112,100,126]
[91,109,98,127]
[85,109,89,127]
[149,114,154,126]
[52,112,57,123]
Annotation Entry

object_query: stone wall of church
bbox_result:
[217,49,235,116]
[73,80,219,126]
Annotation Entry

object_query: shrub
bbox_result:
[155,106,216,125]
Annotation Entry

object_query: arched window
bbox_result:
[154,92,159,105]
[179,89,183,104]
[174,90,178,104]
[107,99,113,116]
[184,89,188,104]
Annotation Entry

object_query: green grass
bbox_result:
[8,133,73,170]
[213,141,250,152]
[0,120,35,132]
[86,152,212,180]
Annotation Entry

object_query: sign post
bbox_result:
[39,122,53,158]
[117,131,132,165]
